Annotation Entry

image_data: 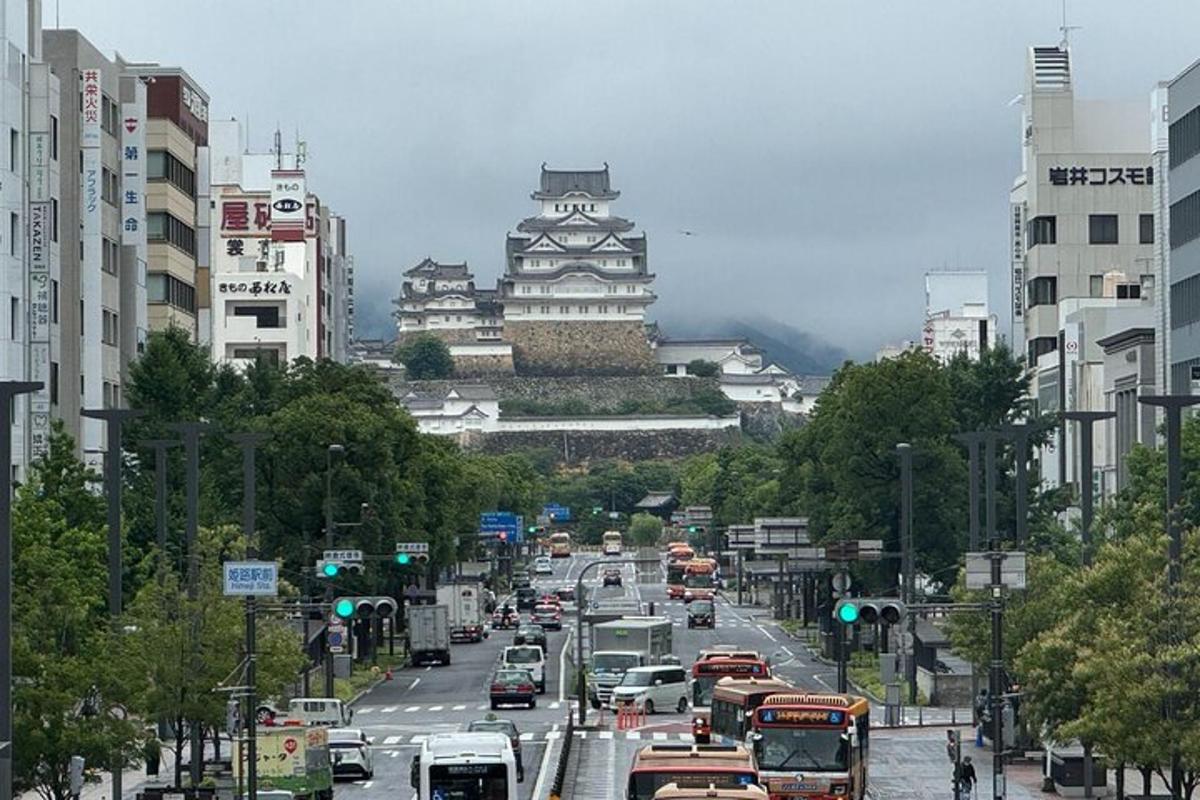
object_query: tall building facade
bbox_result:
[43,30,149,462]
[921,271,997,364]
[500,165,656,375]
[1011,45,1156,368]
[1164,60,1200,391]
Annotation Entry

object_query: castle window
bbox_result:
[580,306,589,314]
[540,286,550,294]
[521,285,531,294]
[444,315,450,322]
[559,305,569,314]
[607,285,617,294]
[590,204,595,211]
[618,305,626,313]
[618,259,627,266]
[541,305,549,314]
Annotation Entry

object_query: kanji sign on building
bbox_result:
[1047,166,1154,186]
[81,70,101,147]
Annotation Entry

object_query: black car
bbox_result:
[467,717,524,782]
[514,624,547,649]
[602,568,622,587]
[687,599,715,628]
[516,586,537,610]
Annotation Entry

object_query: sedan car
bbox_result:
[531,603,563,630]
[533,556,554,575]
[328,728,374,779]
[554,586,576,604]
[467,716,524,782]
[513,623,548,650]
[491,606,520,630]
[687,599,716,629]
[490,668,537,709]
[602,568,623,587]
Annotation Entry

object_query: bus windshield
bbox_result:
[428,762,510,800]
[684,574,714,588]
[754,728,847,772]
[667,564,685,583]
[628,771,757,800]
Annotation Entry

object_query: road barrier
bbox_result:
[548,705,575,800]
[615,698,646,730]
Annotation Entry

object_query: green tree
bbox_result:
[628,513,663,547]
[395,334,454,380]
[686,359,719,378]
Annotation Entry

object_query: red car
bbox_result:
[491,606,520,630]
[531,603,563,631]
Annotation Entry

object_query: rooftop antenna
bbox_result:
[273,126,282,169]
[1059,0,1080,50]
[296,128,307,168]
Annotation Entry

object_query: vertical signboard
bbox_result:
[28,202,51,457]
[122,94,148,352]
[80,70,102,452]
[29,132,49,202]
[270,170,305,241]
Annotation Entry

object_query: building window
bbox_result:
[9,297,16,341]
[1027,276,1057,308]
[146,272,196,313]
[1171,273,1200,329]
[1170,104,1200,170]
[49,361,58,405]
[146,212,196,256]
[8,128,16,173]
[1027,336,1057,364]
[1171,188,1200,250]
[607,284,617,294]
[521,285,530,294]
[232,304,283,329]
[1142,274,1156,293]
[1089,214,1119,245]
[1027,215,1057,247]
[147,150,196,198]
[580,306,589,314]
[1116,283,1141,300]
[559,305,569,314]
[617,259,626,266]
[51,279,58,324]
[49,115,58,160]
[101,94,118,137]
[101,237,119,275]
[1140,214,1155,245]
[8,212,15,256]
[101,308,118,346]
[50,198,58,242]
[540,305,549,314]
[1089,275,1104,298]
[101,167,119,207]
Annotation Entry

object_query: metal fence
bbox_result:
[875,705,974,729]
[549,705,576,800]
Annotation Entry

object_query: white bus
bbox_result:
[410,732,519,800]
[603,530,623,556]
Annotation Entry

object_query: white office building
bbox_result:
[922,271,997,364]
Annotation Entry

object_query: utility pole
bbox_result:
[324,443,345,697]
[0,381,42,800]
[896,443,916,703]
[998,422,1034,546]
[989,515,1006,800]
[168,422,209,787]
[81,409,143,800]
[1063,412,1114,566]
[1137,395,1200,800]
[232,433,267,800]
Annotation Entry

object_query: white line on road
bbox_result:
[452,704,466,711]
[356,707,373,714]
[813,673,835,691]
[384,735,404,745]
[424,666,432,672]
[390,751,401,759]
[362,781,374,789]
[428,705,443,712]
[404,706,420,712]
[519,733,535,741]
[782,646,794,657]
[531,723,560,800]
[410,735,428,744]
[407,678,420,692]
[382,706,398,713]
[653,732,667,741]
[756,625,778,642]
[626,731,641,740]
[598,731,614,740]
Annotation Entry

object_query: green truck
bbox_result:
[234,726,333,800]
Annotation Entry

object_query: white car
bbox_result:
[501,644,546,693]
[328,727,374,779]
[533,556,554,575]
[609,665,689,715]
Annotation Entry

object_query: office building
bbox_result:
[921,271,997,364]
[1163,60,1200,391]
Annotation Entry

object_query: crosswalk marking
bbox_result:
[519,733,534,741]
[382,706,398,713]
[546,730,561,740]
[452,704,466,711]
[357,707,373,714]
[549,701,560,709]
[383,735,404,745]
[626,732,641,740]
[404,706,420,712]
[428,706,444,712]
[410,735,428,744]
[598,731,614,740]
[476,704,489,710]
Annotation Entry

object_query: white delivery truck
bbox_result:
[437,583,488,643]
[587,616,673,708]
[406,605,452,666]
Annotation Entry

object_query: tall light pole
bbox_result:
[0,381,42,800]
[81,408,144,800]
[1062,412,1114,566]
[998,422,1035,547]
[324,443,345,697]
[953,432,986,550]
[1137,394,1200,800]
[140,439,179,572]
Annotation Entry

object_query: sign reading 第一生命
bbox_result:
[223,561,279,596]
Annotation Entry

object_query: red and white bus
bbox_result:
[689,657,773,743]
[626,744,759,800]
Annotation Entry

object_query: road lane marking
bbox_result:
[476,704,488,710]
[519,733,534,741]
[626,731,641,739]
[382,706,397,713]
[428,705,444,712]
[389,751,401,758]
[653,732,667,740]
[362,781,373,789]
[545,730,561,740]
[598,731,613,740]
[407,678,420,692]
[813,673,835,691]
[452,704,466,711]
[356,707,373,714]
[781,646,794,657]
[404,706,420,712]
[549,701,560,709]
[410,734,428,744]
[757,625,778,642]
[384,735,403,745]
[424,666,432,672]
[530,724,560,800]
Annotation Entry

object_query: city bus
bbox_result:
[709,678,799,744]
[689,657,773,743]
[751,693,870,800]
[682,559,717,602]
[548,531,572,558]
[410,732,519,800]
[653,784,769,800]
[603,530,623,556]
[668,545,695,563]
[626,744,759,800]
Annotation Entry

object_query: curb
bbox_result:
[347,656,411,708]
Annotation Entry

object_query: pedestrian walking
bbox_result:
[958,756,977,799]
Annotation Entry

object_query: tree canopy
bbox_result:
[395,334,454,379]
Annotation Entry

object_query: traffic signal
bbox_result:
[833,598,905,626]
[333,595,398,621]
[497,531,508,543]
[316,558,363,578]
[394,552,429,566]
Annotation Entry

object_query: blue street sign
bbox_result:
[542,504,571,522]
[480,512,523,543]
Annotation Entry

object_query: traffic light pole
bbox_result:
[989,539,1005,800]
[324,444,344,698]
[232,434,267,800]
[896,444,916,704]
[0,382,41,800]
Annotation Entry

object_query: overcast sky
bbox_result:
[58,1,1200,358]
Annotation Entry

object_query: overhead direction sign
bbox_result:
[223,561,278,596]
[542,503,571,522]
[480,512,523,542]
[323,549,363,563]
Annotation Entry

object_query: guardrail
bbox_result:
[548,705,575,800]
[875,705,974,729]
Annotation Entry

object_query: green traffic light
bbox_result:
[396,553,411,565]
[837,602,860,624]
[322,562,339,578]
[334,598,355,619]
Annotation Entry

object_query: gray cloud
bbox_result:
[60,0,1200,357]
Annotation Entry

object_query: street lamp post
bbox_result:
[1137,394,1200,800]
[324,444,345,697]
[1062,412,1114,567]
[953,432,986,551]
[998,422,1035,547]
[0,381,42,800]
[896,444,916,704]
[140,439,179,561]
[81,408,144,800]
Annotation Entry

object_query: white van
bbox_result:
[609,665,689,714]
[288,697,353,727]
[501,645,546,694]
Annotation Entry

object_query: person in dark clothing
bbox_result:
[956,756,977,798]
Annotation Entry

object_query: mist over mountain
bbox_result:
[655,315,848,376]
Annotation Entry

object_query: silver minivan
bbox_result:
[609,665,689,714]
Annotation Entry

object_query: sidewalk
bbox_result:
[19,738,230,800]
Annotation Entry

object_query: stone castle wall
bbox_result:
[504,320,657,376]
[394,375,722,408]
[396,327,478,346]
[452,352,515,377]
[467,426,741,463]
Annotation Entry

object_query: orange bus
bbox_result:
[682,559,717,602]
[689,658,773,743]
[750,693,870,800]
[708,678,799,744]
[652,784,768,800]
[626,744,759,800]
[547,532,571,558]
